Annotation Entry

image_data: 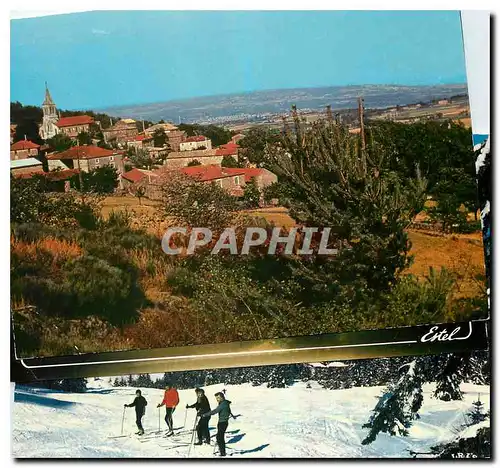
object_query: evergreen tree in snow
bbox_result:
[466,395,488,426]
[33,378,87,393]
[267,365,296,388]
[135,374,153,388]
[462,351,490,385]
[362,360,424,445]
[433,353,464,401]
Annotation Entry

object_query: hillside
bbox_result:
[12,380,489,458]
[100,84,468,124]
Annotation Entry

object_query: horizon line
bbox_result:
[95,82,468,113]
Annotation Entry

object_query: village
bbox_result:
[10,85,278,207]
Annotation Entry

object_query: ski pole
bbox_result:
[158,407,161,433]
[121,406,126,436]
[186,415,198,458]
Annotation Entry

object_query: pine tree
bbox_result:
[242,177,261,208]
[433,353,464,401]
[362,361,424,444]
[466,395,487,426]
[267,365,291,388]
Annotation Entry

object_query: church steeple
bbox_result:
[43,82,55,106]
[40,82,59,141]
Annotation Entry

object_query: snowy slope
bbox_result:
[11,380,489,458]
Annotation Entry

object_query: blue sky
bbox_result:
[11,10,467,110]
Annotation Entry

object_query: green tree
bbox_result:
[77,131,92,145]
[130,148,155,169]
[362,361,424,444]
[153,129,168,148]
[10,101,43,144]
[161,172,237,233]
[242,177,261,208]
[71,166,119,194]
[268,108,427,297]
[47,133,73,152]
[187,159,202,167]
[221,155,242,168]
[239,126,280,167]
[132,185,146,205]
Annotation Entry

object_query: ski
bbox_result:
[164,430,193,438]
[158,443,191,450]
[139,435,191,444]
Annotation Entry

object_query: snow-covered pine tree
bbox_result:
[362,360,424,445]
[433,353,464,401]
[267,365,295,388]
[466,395,487,426]
[462,351,490,385]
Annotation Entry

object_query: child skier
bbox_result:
[186,388,211,445]
[157,383,179,436]
[201,392,234,457]
[124,389,147,436]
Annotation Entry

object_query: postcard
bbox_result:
[10,11,488,364]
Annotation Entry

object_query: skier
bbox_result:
[124,389,147,436]
[201,392,234,457]
[186,388,211,445]
[157,383,179,436]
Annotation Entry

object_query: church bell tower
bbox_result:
[39,82,59,140]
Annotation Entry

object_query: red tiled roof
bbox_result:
[216,142,239,156]
[122,168,148,183]
[184,135,208,142]
[223,167,265,182]
[56,115,94,127]
[181,165,245,182]
[220,142,240,149]
[47,145,119,160]
[11,140,40,151]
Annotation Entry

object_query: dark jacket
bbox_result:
[203,399,233,423]
[127,395,147,415]
[188,394,211,416]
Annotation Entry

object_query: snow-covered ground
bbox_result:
[11,379,489,458]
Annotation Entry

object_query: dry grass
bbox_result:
[11,236,82,265]
[407,230,485,299]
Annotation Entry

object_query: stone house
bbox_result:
[144,123,187,152]
[141,165,246,200]
[179,135,212,151]
[126,133,154,152]
[102,119,138,144]
[46,145,124,176]
[121,167,159,191]
[10,158,44,177]
[56,115,94,139]
[10,139,40,160]
[223,167,278,191]
[164,149,223,168]
[216,142,240,162]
